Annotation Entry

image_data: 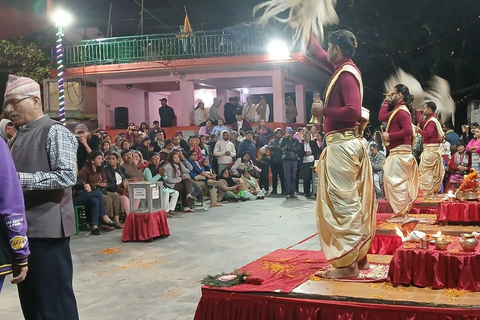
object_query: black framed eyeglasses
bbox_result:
[2,96,34,111]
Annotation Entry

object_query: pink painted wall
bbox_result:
[107,86,146,126]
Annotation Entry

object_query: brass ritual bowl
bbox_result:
[434,239,449,251]
[460,234,479,252]
[455,191,478,201]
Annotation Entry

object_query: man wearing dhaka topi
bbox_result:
[379,84,419,222]
[308,30,375,279]
[416,101,445,198]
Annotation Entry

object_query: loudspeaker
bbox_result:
[115,107,129,129]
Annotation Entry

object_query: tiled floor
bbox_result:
[0,194,319,320]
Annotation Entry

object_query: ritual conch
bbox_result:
[253,0,339,52]
[309,91,322,124]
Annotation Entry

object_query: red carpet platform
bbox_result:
[377,198,439,214]
[437,202,480,224]
[194,249,480,320]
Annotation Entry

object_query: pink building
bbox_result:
[60,30,330,130]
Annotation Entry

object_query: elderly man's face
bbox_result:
[123,152,133,164]
[3,94,40,127]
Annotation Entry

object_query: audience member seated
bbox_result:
[121,150,145,182]
[148,120,167,140]
[240,171,265,200]
[231,113,252,134]
[72,179,116,235]
[151,131,166,152]
[143,153,180,216]
[0,119,16,142]
[136,137,153,160]
[214,131,236,174]
[188,136,203,162]
[131,133,145,150]
[139,122,149,134]
[164,152,196,212]
[176,131,190,150]
[104,152,133,216]
[231,151,261,178]
[101,141,111,157]
[238,131,256,163]
[211,118,229,136]
[112,136,122,152]
[159,139,175,162]
[78,151,124,228]
[75,123,102,171]
[198,119,214,137]
[132,150,150,171]
[187,151,221,207]
[120,139,131,153]
[448,143,471,190]
[199,135,212,163]
[217,168,244,201]
[194,102,207,126]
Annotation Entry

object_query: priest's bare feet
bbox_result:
[358,256,370,270]
[388,213,408,223]
[323,262,359,279]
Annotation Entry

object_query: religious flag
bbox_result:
[183,13,192,33]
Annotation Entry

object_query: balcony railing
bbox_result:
[64,28,274,67]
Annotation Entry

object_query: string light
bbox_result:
[456,86,480,104]
[56,29,66,125]
[356,15,480,58]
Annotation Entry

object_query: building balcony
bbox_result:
[64,28,282,67]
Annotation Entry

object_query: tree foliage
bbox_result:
[0,37,51,84]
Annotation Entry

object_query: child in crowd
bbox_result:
[257,145,271,195]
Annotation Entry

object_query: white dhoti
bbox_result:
[383,145,419,216]
[316,131,376,268]
[419,144,445,197]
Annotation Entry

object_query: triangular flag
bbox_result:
[183,14,192,33]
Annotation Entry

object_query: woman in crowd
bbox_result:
[103,135,112,144]
[240,171,265,199]
[217,168,244,201]
[120,139,131,153]
[132,150,150,171]
[194,101,207,126]
[448,143,472,190]
[188,136,203,162]
[187,151,221,207]
[78,151,124,228]
[285,96,298,123]
[143,153,180,216]
[159,139,175,162]
[255,96,270,122]
[299,131,320,198]
[198,119,214,137]
[164,152,195,212]
[136,137,152,160]
[211,118,229,136]
[72,179,117,235]
[242,97,257,123]
[466,127,480,173]
[101,141,111,155]
[0,119,16,142]
[231,151,261,178]
[139,122,149,133]
[254,119,273,149]
[104,152,136,217]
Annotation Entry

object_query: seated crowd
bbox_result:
[70,110,324,236]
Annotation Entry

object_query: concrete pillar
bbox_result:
[295,84,306,123]
[178,80,195,126]
[143,92,150,125]
[272,70,286,123]
[97,82,108,129]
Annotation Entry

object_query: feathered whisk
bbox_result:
[253,0,339,52]
[384,68,456,122]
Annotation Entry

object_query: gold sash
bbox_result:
[422,116,445,142]
[385,105,416,148]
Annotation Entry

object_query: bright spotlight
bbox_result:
[52,9,73,27]
[267,40,290,60]
[242,88,249,94]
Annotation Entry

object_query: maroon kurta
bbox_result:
[307,37,361,134]
[378,101,413,150]
[418,114,440,144]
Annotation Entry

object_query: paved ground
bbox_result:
[0,195,320,320]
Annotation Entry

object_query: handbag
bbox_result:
[116,183,129,197]
[96,186,108,195]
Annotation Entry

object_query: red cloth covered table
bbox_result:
[369,234,402,255]
[387,239,480,291]
[436,201,480,224]
[121,210,170,242]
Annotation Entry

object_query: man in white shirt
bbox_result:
[213,131,237,174]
